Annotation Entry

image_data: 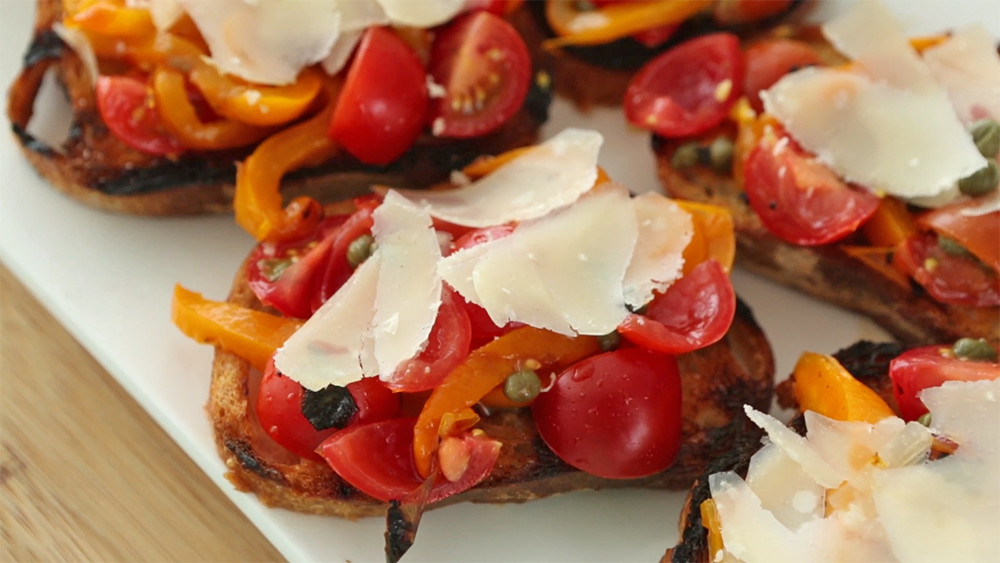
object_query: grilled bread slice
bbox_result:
[207,242,775,520]
[7,0,550,216]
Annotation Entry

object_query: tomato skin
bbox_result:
[894,233,1000,307]
[318,418,501,503]
[256,358,336,461]
[918,203,1000,274]
[743,132,880,245]
[427,11,531,138]
[348,377,401,425]
[532,348,683,479]
[713,0,793,26]
[618,260,735,355]
[889,345,1000,421]
[385,288,473,392]
[95,75,185,156]
[743,38,823,112]
[329,27,429,165]
[625,33,744,138]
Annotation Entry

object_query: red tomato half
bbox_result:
[329,27,429,165]
[96,75,185,156]
[532,348,683,479]
[624,33,744,138]
[918,203,1000,274]
[427,11,531,138]
[318,418,501,503]
[894,233,1000,307]
[618,260,735,355]
[385,288,472,392]
[889,345,1000,421]
[743,38,823,112]
[743,132,880,245]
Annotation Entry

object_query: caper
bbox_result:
[708,136,735,174]
[597,331,621,352]
[937,235,972,258]
[346,233,376,267]
[957,159,998,196]
[257,257,293,282]
[503,369,542,403]
[952,337,999,362]
[671,142,700,170]
[970,118,1000,158]
[917,412,933,427]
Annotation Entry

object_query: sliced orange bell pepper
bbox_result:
[544,0,712,48]
[700,499,726,559]
[413,327,601,477]
[730,98,778,188]
[861,196,917,248]
[677,200,735,275]
[792,352,896,423]
[152,67,273,150]
[842,245,912,290]
[171,285,303,372]
[66,1,155,38]
[82,30,205,68]
[189,64,324,127]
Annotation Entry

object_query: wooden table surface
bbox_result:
[1,264,286,562]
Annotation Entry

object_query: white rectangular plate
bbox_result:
[0,1,993,561]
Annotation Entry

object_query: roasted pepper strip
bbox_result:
[861,196,917,248]
[792,352,895,423]
[413,327,601,478]
[82,30,205,68]
[234,82,341,241]
[152,67,273,150]
[66,1,155,38]
[171,285,302,372]
[700,499,726,560]
[677,200,735,275]
[189,64,324,127]
[544,0,712,48]
[842,245,912,290]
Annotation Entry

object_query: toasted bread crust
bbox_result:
[207,238,776,519]
[654,137,1000,347]
[8,0,549,216]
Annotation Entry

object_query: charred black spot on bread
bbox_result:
[95,159,235,195]
[524,70,554,126]
[24,29,64,67]
[833,341,904,380]
[651,134,667,153]
[11,123,56,157]
[385,500,418,563]
[225,439,287,483]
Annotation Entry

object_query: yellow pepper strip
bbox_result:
[152,67,273,150]
[861,196,917,248]
[413,327,602,478]
[700,499,726,560]
[842,245,912,290]
[909,34,949,53]
[543,0,712,49]
[82,30,205,69]
[792,352,896,423]
[677,200,736,275]
[66,1,155,38]
[189,64,324,127]
[234,83,340,241]
[171,285,303,372]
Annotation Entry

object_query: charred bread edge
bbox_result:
[207,210,776,520]
[653,136,1000,348]
[7,0,551,216]
[662,340,905,563]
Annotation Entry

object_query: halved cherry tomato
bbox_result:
[385,288,473,392]
[918,203,1000,274]
[743,132,880,245]
[427,11,531,138]
[532,348,683,479]
[329,27,428,165]
[624,33,744,138]
[95,75,185,156]
[257,360,401,461]
[449,224,519,347]
[318,418,501,503]
[314,199,380,309]
[889,345,1000,421]
[743,38,823,112]
[618,260,735,355]
[893,233,1000,307]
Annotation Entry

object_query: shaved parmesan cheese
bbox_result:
[745,406,845,488]
[923,25,1000,126]
[395,128,603,227]
[321,29,364,76]
[622,193,692,309]
[438,183,637,335]
[274,255,380,391]
[744,443,826,530]
[370,192,442,382]
[143,0,184,31]
[375,0,465,27]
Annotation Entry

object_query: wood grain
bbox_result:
[0,265,286,562]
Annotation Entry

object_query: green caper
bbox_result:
[937,235,972,258]
[346,234,376,267]
[957,159,998,196]
[708,136,735,174]
[503,369,542,403]
[952,337,999,362]
[257,257,293,282]
[917,412,933,427]
[970,118,1000,158]
[671,142,700,170]
[597,331,621,352]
